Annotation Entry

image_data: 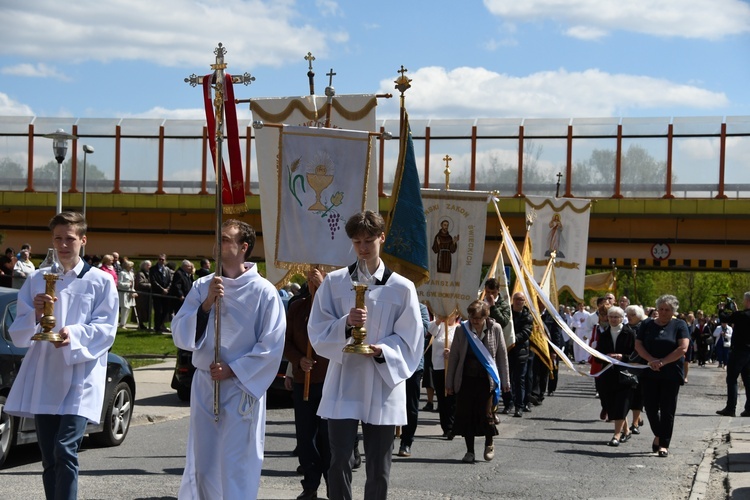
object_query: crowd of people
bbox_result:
[5,211,750,500]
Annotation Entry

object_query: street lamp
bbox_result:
[81,145,94,256]
[43,128,77,214]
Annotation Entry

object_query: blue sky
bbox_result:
[1,0,749,121]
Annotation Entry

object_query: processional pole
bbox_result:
[184,43,254,421]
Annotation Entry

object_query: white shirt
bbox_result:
[428,321,456,370]
[7,260,119,423]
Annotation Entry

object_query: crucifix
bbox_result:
[324,68,337,127]
[183,43,254,421]
[305,52,315,95]
[555,171,563,198]
[443,154,452,191]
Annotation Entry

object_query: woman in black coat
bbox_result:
[596,306,637,447]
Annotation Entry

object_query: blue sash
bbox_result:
[460,321,501,408]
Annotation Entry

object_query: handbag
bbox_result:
[618,369,639,388]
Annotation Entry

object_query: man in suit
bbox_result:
[149,253,172,333]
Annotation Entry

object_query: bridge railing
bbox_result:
[1,115,749,200]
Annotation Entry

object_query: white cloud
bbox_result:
[1,63,71,81]
[0,0,342,68]
[483,0,750,39]
[378,66,729,119]
[0,92,34,116]
[565,26,608,41]
[316,0,342,17]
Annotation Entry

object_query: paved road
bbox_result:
[1,360,749,499]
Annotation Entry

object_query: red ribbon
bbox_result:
[203,73,246,213]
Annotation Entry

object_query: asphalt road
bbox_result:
[0,361,744,499]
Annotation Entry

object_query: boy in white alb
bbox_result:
[308,210,422,500]
[172,219,285,499]
[6,211,118,499]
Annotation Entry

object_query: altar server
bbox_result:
[308,210,422,500]
[172,219,285,499]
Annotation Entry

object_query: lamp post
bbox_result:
[43,128,77,214]
[81,145,94,256]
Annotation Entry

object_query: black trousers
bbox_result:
[433,369,456,433]
[400,368,423,446]
[643,377,681,449]
[293,382,329,492]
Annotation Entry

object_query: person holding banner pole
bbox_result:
[446,300,510,463]
[172,220,286,498]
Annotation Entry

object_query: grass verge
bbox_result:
[112,327,178,364]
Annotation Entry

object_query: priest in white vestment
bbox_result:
[172,220,286,500]
[308,211,422,500]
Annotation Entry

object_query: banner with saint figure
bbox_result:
[526,196,591,302]
[418,189,489,318]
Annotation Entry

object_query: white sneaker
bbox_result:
[484,445,495,461]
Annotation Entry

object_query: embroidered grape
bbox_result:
[328,212,341,239]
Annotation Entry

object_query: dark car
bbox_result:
[0,286,136,468]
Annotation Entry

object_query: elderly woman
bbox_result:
[447,300,510,464]
[634,295,690,458]
[117,260,137,327]
[135,260,152,330]
[596,306,637,446]
[100,254,118,286]
[625,305,648,434]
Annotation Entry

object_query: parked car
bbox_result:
[0,286,136,468]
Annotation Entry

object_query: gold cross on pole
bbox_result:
[183,42,253,422]
[443,155,452,191]
[305,52,316,95]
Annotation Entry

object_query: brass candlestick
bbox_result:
[343,283,375,354]
[32,274,62,342]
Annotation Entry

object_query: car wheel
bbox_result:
[0,395,17,468]
[90,382,133,447]
[176,385,191,402]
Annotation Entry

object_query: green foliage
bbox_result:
[0,157,23,178]
[111,327,178,358]
[34,158,107,182]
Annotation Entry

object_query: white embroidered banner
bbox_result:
[418,189,489,318]
[525,196,591,302]
[252,95,378,285]
[276,126,372,269]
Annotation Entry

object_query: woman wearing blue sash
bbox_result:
[447,300,510,463]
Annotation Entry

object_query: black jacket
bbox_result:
[510,306,533,360]
[720,308,750,352]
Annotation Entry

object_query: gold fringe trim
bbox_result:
[381,253,429,288]
[531,259,580,270]
[222,202,247,215]
[525,197,591,213]
[250,97,378,124]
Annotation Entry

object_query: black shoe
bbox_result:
[296,464,304,475]
[547,391,555,396]
[741,410,750,417]
[513,409,523,418]
[297,489,318,500]
[445,430,455,441]
[607,436,620,447]
[621,432,632,443]
[717,408,736,417]
[501,406,512,415]
[528,394,539,405]
[397,445,411,457]
[422,402,434,411]
[352,446,362,469]
[630,425,640,435]
[523,404,532,412]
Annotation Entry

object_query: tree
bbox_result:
[34,158,108,184]
[572,144,670,197]
[0,157,23,178]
